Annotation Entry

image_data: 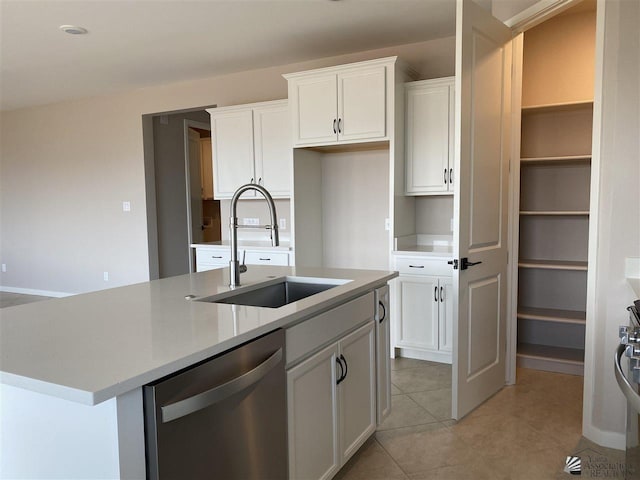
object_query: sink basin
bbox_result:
[196,276,350,308]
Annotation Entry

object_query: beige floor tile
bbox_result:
[408,388,452,420]
[377,395,439,431]
[450,411,553,459]
[484,446,572,480]
[391,357,443,370]
[391,383,402,395]
[408,459,506,480]
[375,423,473,474]
[334,438,408,480]
[391,365,451,394]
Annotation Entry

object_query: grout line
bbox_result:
[372,437,412,479]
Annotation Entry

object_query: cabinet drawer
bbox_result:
[394,257,451,277]
[196,248,230,265]
[245,251,289,266]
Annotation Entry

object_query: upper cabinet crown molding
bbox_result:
[284,56,409,148]
[206,99,291,199]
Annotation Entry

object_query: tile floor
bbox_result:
[336,357,626,480]
[0,291,52,309]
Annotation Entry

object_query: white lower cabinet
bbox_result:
[287,321,376,480]
[194,246,290,272]
[374,285,391,424]
[393,257,453,363]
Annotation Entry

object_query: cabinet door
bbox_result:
[287,344,340,480]
[290,74,338,146]
[338,322,376,464]
[337,65,387,142]
[210,109,255,199]
[253,102,292,197]
[396,275,439,351]
[375,285,391,424]
[405,83,452,195]
[438,277,454,353]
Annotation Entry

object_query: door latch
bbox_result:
[448,258,483,270]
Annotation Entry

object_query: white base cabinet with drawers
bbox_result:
[286,292,382,480]
[392,256,453,364]
[194,245,291,272]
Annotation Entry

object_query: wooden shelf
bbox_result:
[517,307,586,325]
[520,155,591,165]
[520,210,589,216]
[521,100,594,113]
[518,259,588,271]
[517,343,584,375]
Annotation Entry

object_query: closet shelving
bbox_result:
[516,100,593,375]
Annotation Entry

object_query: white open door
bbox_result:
[452,0,512,419]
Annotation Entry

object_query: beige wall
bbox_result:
[0,37,454,294]
[522,7,596,106]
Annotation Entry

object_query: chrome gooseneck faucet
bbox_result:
[229,184,279,287]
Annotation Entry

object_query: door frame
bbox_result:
[504,0,591,385]
[183,120,211,273]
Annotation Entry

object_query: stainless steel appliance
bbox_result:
[143,329,287,479]
[615,300,640,479]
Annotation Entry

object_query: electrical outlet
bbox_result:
[122,201,131,212]
[384,218,391,231]
[243,218,259,226]
[450,218,454,232]
[279,218,286,230]
[1,264,6,273]
[103,271,109,282]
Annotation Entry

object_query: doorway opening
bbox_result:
[142,106,220,279]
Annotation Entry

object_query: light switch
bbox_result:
[122,201,131,212]
[279,218,286,230]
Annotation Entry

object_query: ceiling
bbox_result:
[0,0,456,112]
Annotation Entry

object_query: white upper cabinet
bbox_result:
[405,77,455,195]
[207,100,291,199]
[284,57,397,148]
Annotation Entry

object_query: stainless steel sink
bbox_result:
[196,276,349,308]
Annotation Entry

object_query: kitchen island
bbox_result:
[0,265,396,479]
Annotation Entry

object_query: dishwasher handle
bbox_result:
[161,348,283,423]
[615,343,640,414]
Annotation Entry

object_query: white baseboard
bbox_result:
[0,286,74,298]
[583,423,626,451]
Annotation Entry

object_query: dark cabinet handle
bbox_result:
[259,258,271,261]
[434,286,438,302]
[336,357,345,384]
[211,255,223,259]
[378,300,386,324]
[449,168,453,185]
[333,119,337,134]
[409,265,424,269]
[444,168,448,184]
[440,286,444,302]
[340,354,347,381]
[338,118,342,133]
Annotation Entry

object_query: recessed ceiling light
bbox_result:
[59,25,88,35]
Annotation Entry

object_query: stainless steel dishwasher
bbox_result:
[143,329,287,479]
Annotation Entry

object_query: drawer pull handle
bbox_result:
[409,265,424,269]
[212,255,223,259]
[259,257,271,261]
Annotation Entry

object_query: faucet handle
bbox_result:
[239,250,247,274]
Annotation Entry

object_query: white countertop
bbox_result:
[393,234,454,258]
[0,266,394,406]
[191,240,292,251]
